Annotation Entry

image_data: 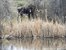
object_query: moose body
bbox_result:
[17,5,36,19]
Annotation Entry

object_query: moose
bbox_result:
[17,4,36,20]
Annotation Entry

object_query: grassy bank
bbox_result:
[1,17,66,38]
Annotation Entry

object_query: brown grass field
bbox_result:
[1,17,66,38]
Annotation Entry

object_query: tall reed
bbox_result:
[1,17,66,38]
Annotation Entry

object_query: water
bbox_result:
[0,38,66,50]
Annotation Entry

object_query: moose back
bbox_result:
[17,5,36,19]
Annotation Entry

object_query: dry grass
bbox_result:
[1,17,66,38]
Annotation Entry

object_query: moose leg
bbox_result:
[20,14,23,21]
[28,13,30,19]
[17,13,20,22]
[31,13,34,19]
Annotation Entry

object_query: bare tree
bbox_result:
[0,0,17,38]
[0,0,17,21]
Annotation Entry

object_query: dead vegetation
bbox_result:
[1,17,66,38]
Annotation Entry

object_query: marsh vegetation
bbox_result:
[0,17,66,39]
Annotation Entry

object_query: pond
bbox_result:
[0,38,66,50]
